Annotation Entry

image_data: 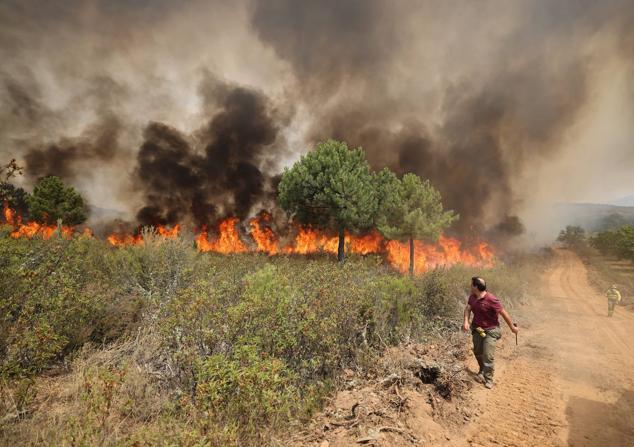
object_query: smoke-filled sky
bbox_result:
[1,0,633,237]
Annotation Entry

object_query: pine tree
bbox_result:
[278,140,378,263]
[27,176,87,225]
[377,173,457,275]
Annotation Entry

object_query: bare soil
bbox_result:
[289,249,634,446]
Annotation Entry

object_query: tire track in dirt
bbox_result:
[559,262,625,356]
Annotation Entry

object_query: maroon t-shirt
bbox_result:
[468,292,503,330]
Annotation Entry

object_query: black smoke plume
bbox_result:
[24,113,123,180]
[134,77,286,226]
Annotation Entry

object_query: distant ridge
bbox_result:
[610,194,634,207]
[551,202,634,232]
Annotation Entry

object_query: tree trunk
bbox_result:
[409,236,415,277]
[338,227,346,264]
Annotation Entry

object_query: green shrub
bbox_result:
[557,225,586,248]
[0,230,550,445]
[0,236,112,378]
[195,345,298,435]
[591,225,634,261]
[104,230,199,317]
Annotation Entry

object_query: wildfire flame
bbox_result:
[2,202,75,240]
[249,212,280,254]
[195,215,493,273]
[196,217,248,254]
[107,224,181,247]
[2,203,495,273]
[385,235,494,275]
[107,233,143,247]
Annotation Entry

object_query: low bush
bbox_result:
[0,235,111,379]
[0,231,550,445]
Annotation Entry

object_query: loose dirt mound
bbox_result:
[287,335,476,446]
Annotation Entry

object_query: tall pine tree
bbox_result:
[278,140,378,263]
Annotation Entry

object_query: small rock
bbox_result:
[380,373,401,387]
[320,441,330,447]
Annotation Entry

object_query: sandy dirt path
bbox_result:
[467,248,634,446]
[292,249,633,446]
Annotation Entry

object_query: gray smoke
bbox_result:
[249,0,634,236]
[0,0,632,239]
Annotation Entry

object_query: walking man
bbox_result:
[462,276,519,389]
[606,284,622,317]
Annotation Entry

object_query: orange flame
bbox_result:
[283,227,337,254]
[106,224,179,246]
[2,204,496,273]
[196,217,248,254]
[349,231,384,255]
[3,202,17,226]
[282,228,384,256]
[3,202,75,240]
[249,212,280,255]
[107,233,144,246]
[157,224,181,238]
[385,235,495,275]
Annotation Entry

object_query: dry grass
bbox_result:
[0,233,551,446]
[1,331,175,446]
[576,246,634,307]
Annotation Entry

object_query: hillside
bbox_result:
[552,202,634,231]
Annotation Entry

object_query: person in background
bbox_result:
[606,284,622,317]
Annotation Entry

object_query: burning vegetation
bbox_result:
[2,202,75,240]
[2,139,495,275]
[3,203,494,275]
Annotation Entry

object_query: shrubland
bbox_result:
[0,228,549,445]
[590,225,634,261]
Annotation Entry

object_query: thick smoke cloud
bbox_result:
[249,0,633,235]
[134,77,286,226]
[24,113,123,180]
[0,0,632,239]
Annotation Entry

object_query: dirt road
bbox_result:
[292,249,634,446]
[467,249,634,446]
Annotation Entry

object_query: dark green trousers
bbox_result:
[608,299,617,317]
[472,326,501,381]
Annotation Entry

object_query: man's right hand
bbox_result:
[462,322,470,332]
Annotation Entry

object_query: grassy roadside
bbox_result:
[573,244,634,308]
[0,230,551,446]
